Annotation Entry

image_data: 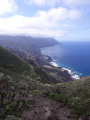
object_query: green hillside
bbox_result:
[0,45,53,84]
[46,77,90,119]
[0,45,34,76]
[0,45,53,119]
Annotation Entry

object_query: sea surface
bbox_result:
[41,41,90,79]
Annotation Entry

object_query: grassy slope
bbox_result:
[0,45,53,84]
[0,45,34,76]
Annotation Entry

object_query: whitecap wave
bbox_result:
[50,61,59,67]
[62,68,80,80]
[50,60,81,80]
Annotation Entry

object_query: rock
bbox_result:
[28,94,33,100]
[44,107,51,118]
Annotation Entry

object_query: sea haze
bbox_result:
[41,41,90,79]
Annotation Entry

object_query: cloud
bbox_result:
[0,0,17,15]
[63,0,90,7]
[24,0,61,6]
[24,0,90,8]
[0,7,82,38]
[37,7,81,21]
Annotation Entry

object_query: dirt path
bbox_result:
[22,95,74,120]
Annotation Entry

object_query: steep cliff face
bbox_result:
[0,35,60,63]
[0,35,59,51]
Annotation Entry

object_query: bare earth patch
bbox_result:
[22,95,74,120]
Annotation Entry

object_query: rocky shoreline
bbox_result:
[41,45,80,80]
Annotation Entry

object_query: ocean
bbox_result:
[41,41,90,79]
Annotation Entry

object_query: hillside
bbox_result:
[0,69,90,119]
[0,45,37,77]
[0,45,90,120]
[47,77,90,119]
[0,45,56,84]
[21,77,90,120]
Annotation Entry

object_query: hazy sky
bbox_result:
[0,0,90,41]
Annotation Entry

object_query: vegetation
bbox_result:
[0,73,29,119]
[0,45,55,84]
[0,45,37,77]
[46,78,90,119]
[35,67,53,84]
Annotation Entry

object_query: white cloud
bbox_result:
[0,7,82,38]
[24,0,61,6]
[24,0,90,8]
[63,0,90,7]
[0,0,17,15]
[37,7,81,21]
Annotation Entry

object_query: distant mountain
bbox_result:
[0,35,59,50]
[0,35,60,61]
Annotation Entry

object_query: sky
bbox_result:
[0,0,90,41]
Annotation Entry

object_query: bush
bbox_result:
[0,73,4,81]
[48,93,59,100]
[5,115,21,120]
[33,90,38,93]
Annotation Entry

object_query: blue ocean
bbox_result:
[41,41,90,79]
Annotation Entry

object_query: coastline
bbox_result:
[41,45,81,80]
[41,44,81,80]
[50,60,80,80]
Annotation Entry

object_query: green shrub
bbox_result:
[48,93,59,100]
[33,90,38,93]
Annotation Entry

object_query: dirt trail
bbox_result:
[22,95,74,120]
